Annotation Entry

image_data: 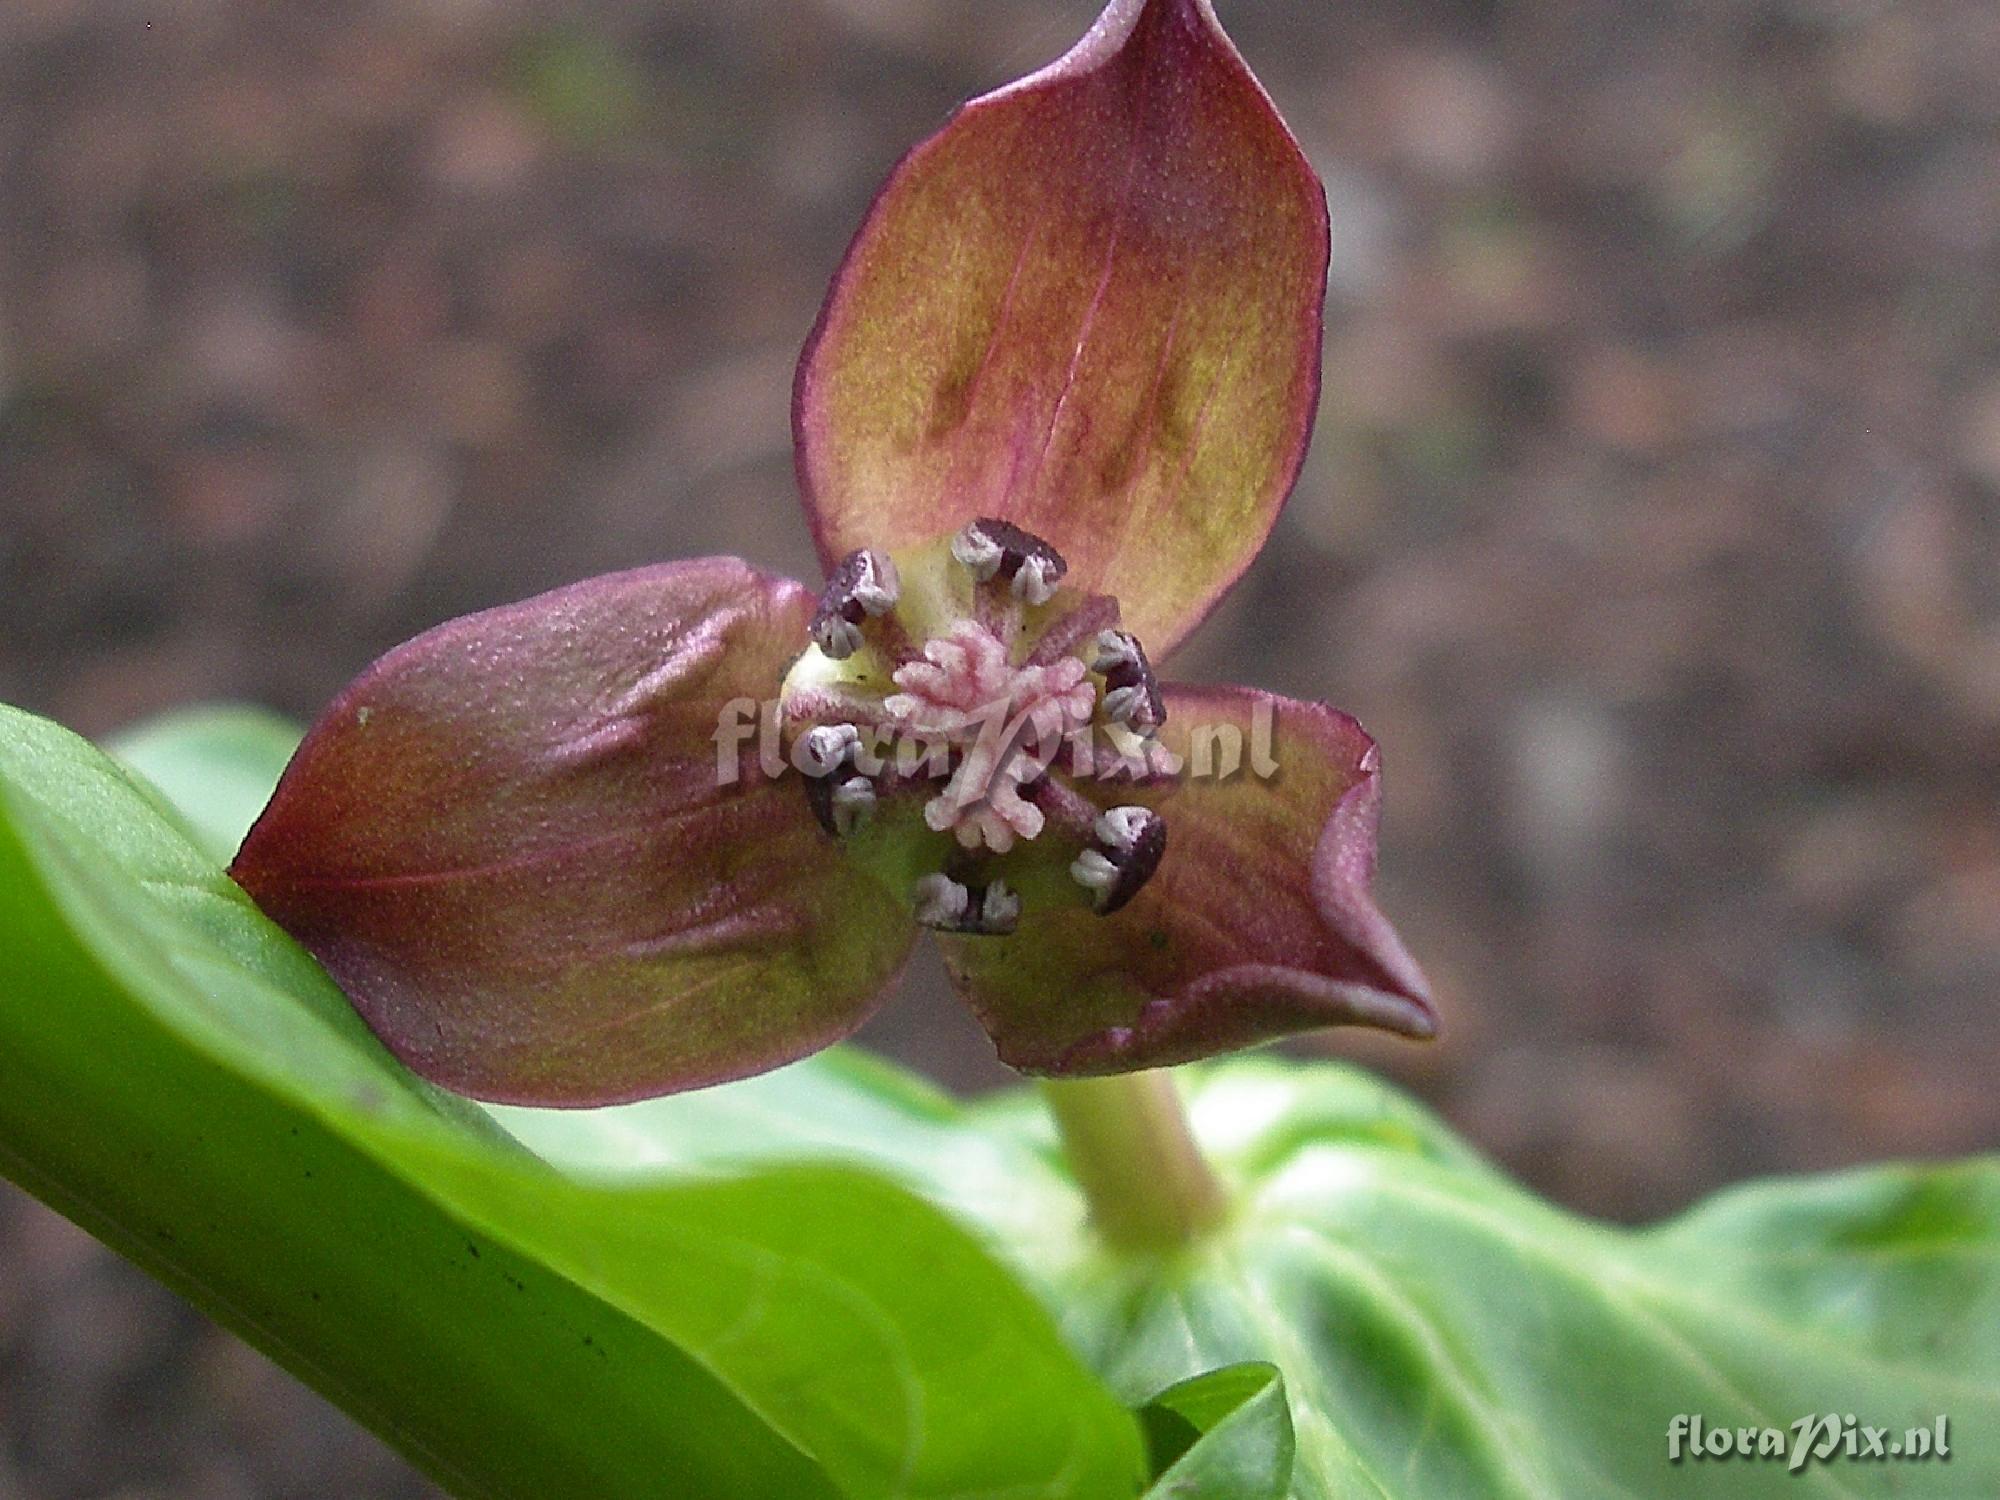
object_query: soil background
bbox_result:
[2,0,1997,1494]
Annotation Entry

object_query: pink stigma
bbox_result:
[883,621,1095,852]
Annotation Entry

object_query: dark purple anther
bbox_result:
[811,548,899,658]
[1092,630,1165,735]
[799,724,876,837]
[1069,805,1167,915]
[950,518,1068,605]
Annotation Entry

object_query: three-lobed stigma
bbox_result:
[781,518,1168,933]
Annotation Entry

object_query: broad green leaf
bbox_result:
[1138,1363,1294,1499]
[492,1044,2000,1500]
[1033,1069,2000,1499]
[475,1041,2000,1499]
[109,704,304,865]
[52,705,2000,1498]
[0,704,1146,1500]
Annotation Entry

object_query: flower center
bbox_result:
[884,620,1094,854]
[780,518,1168,934]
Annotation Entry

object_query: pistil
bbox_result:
[781,518,1172,932]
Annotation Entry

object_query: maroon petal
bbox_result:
[795,0,1329,655]
[936,686,1434,1074]
[231,559,916,1105]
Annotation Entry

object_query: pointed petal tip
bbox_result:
[1401,996,1442,1041]
[1358,978,1441,1042]
[795,0,1329,652]
[231,558,920,1105]
[940,686,1436,1075]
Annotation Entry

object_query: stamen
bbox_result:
[1069,803,1167,914]
[814,615,865,659]
[950,517,1067,601]
[848,551,899,615]
[949,526,1005,581]
[975,880,1022,935]
[798,723,860,776]
[1012,551,1062,606]
[811,548,900,659]
[829,776,875,836]
[1096,805,1156,853]
[1068,847,1119,901]
[801,724,869,837]
[913,872,969,929]
[1092,629,1164,735]
[912,872,1021,935]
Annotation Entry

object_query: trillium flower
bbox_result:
[230,0,1437,1106]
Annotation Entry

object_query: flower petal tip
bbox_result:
[938,687,1436,1076]
[230,558,917,1106]
[795,0,1330,653]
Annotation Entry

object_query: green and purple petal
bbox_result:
[795,0,1329,655]
[937,687,1434,1074]
[231,559,916,1106]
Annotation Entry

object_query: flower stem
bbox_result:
[1038,1071,1226,1252]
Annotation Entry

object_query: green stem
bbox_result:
[1039,1071,1227,1252]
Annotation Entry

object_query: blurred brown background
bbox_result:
[2,0,1996,1494]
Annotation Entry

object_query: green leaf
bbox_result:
[1019,1068,2000,1500]
[477,1054,2000,1500]
[436,998,2000,1496]
[1138,1363,1294,1499]
[0,703,1146,1500]
[521,1059,2000,1500]
[32,705,2000,1499]
[108,704,303,865]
